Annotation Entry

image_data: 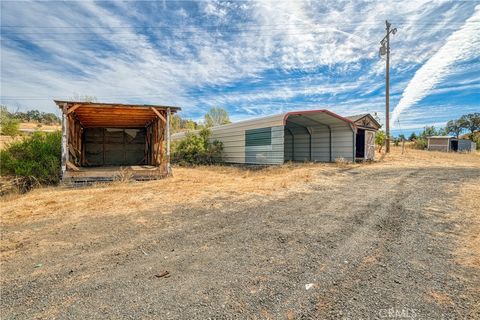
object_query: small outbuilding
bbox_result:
[55,100,180,183]
[346,114,382,161]
[172,109,380,164]
[427,136,475,152]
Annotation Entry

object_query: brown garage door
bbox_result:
[84,128,146,166]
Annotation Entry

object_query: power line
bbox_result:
[1,19,471,29]
[0,23,470,36]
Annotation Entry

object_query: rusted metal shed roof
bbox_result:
[54,100,180,128]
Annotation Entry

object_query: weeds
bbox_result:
[0,131,61,192]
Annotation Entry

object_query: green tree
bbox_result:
[375,130,386,152]
[172,128,223,165]
[183,119,197,130]
[170,114,199,133]
[0,106,20,136]
[420,126,445,138]
[445,120,463,138]
[459,113,480,137]
[204,107,230,127]
[408,132,417,141]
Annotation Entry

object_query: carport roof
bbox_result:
[284,109,355,128]
[54,100,181,128]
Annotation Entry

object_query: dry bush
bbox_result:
[334,157,350,167]
[112,167,134,183]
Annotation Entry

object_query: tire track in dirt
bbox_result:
[1,167,479,319]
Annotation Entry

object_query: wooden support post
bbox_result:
[166,108,171,175]
[61,103,69,180]
[151,107,166,123]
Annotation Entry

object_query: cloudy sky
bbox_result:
[1,0,479,135]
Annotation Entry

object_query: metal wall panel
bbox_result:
[284,122,354,162]
[245,126,284,164]
[331,125,355,161]
[458,139,474,152]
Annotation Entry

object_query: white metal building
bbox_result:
[173,109,380,164]
[427,136,476,152]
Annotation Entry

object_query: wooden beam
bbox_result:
[61,103,69,179]
[66,104,81,114]
[166,108,171,175]
[151,107,166,123]
[66,160,80,172]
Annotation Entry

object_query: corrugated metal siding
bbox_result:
[207,115,285,164]
[458,139,474,151]
[284,122,354,162]
[284,124,310,161]
[172,111,356,164]
[312,127,331,161]
[331,125,354,161]
[245,126,284,164]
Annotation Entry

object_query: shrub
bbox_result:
[0,106,20,136]
[411,137,428,150]
[375,130,386,152]
[472,133,480,150]
[0,131,61,190]
[172,128,223,165]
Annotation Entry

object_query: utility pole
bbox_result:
[379,20,396,153]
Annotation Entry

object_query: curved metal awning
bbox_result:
[283,109,355,129]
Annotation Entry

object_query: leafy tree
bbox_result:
[420,126,445,138]
[398,134,406,141]
[375,130,386,152]
[408,132,417,141]
[40,113,60,125]
[172,128,223,165]
[459,113,480,137]
[445,120,463,138]
[0,106,20,136]
[11,109,60,125]
[204,107,230,127]
[170,114,199,133]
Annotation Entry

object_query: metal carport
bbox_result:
[283,110,356,162]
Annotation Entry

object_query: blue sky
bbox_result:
[1,0,479,136]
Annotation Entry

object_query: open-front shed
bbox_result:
[55,100,180,183]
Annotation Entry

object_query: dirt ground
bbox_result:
[1,147,479,319]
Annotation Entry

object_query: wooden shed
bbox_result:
[55,101,180,183]
[346,114,382,161]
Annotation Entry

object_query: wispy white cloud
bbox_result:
[0,0,478,132]
[391,5,480,125]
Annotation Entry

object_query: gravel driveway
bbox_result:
[1,164,479,319]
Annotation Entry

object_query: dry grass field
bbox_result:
[1,147,479,319]
[18,122,60,132]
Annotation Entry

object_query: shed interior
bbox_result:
[55,101,180,181]
[283,111,355,162]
